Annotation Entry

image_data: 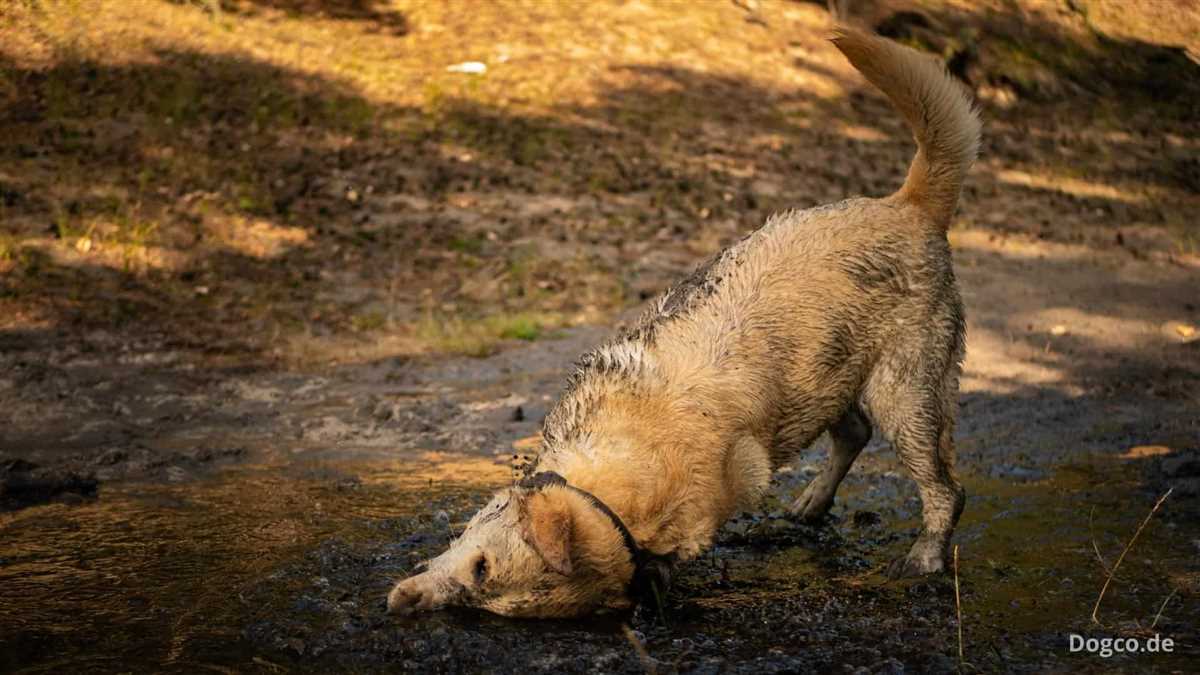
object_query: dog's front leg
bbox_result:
[790,405,872,522]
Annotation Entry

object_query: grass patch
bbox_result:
[414,312,560,357]
[351,311,387,332]
[0,232,22,263]
[496,314,542,341]
[447,235,486,256]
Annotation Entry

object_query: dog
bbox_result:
[388,24,980,618]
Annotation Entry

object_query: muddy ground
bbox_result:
[2,0,1199,673]
[2,250,1198,672]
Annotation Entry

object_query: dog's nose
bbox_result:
[387,586,418,614]
[386,580,431,615]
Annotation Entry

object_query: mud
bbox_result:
[2,445,1196,673]
[0,458,97,510]
[2,228,1199,673]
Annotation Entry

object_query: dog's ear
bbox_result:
[520,490,574,576]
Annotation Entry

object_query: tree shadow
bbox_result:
[1,49,417,355]
[182,0,408,34]
[863,1,1200,220]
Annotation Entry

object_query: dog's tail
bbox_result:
[830,25,980,230]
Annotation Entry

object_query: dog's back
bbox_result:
[549,27,981,458]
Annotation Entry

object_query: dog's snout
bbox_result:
[386,583,423,615]
[386,588,418,614]
[387,574,446,615]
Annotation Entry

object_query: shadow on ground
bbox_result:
[179,0,409,34]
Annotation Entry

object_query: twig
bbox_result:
[1150,588,1178,630]
[649,577,668,627]
[621,623,657,675]
[1088,505,1111,574]
[1091,487,1173,624]
[953,545,964,665]
[251,656,287,673]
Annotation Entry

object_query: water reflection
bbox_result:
[0,454,507,672]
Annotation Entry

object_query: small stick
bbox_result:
[251,656,287,673]
[621,623,657,675]
[1150,588,1179,630]
[1091,487,1173,625]
[953,544,964,665]
[1088,505,1111,574]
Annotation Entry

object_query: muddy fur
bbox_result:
[389,25,981,617]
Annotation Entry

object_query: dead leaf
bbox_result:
[1162,321,1198,342]
[1121,445,1173,459]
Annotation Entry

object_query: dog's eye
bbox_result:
[473,554,489,585]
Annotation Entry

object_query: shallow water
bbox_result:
[0,449,1195,673]
[0,454,506,672]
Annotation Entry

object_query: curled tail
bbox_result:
[830,25,981,229]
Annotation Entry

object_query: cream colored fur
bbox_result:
[389,25,981,618]
[831,26,981,228]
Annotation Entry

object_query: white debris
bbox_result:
[446,61,487,74]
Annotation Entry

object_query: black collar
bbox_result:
[518,471,668,602]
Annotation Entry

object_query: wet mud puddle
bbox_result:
[1,450,1196,673]
[0,453,508,673]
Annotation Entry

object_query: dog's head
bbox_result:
[387,483,637,618]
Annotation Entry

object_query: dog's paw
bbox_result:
[885,544,947,579]
[788,483,834,524]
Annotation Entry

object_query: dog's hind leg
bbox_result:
[789,405,872,523]
[866,355,966,579]
[886,421,964,578]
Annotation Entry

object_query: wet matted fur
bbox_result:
[388,24,981,618]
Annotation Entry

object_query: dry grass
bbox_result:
[953,544,965,666]
[1091,488,1174,625]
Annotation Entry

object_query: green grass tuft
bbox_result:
[414,311,559,357]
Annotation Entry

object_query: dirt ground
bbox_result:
[1,0,1198,672]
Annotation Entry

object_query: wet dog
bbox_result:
[388,25,980,618]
